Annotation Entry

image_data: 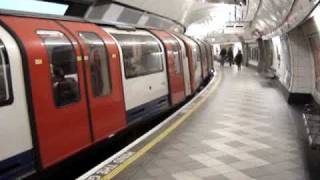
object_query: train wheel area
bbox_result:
[77,65,311,180]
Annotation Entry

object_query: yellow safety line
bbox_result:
[102,71,223,180]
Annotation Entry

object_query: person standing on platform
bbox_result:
[227,47,234,67]
[234,50,243,71]
[219,48,227,66]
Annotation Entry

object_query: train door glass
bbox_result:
[171,41,181,74]
[0,39,12,105]
[37,30,80,107]
[79,32,111,97]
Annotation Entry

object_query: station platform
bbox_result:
[81,66,309,180]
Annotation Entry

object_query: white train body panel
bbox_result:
[0,26,33,161]
[103,28,169,110]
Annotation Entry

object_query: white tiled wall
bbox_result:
[287,27,314,93]
[271,26,314,95]
[302,16,320,103]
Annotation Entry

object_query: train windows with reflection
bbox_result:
[110,33,163,78]
[37,30,80,107]
[0,39,12,106]
[79,32,111,97]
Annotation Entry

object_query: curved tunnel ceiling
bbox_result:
[251,0,295,35]
[113,0,319,42]
[114,0,195,24]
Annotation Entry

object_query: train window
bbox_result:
[171,40,182,74]
[37,30,80,107]
[110,33,163,78]
[79,32,111,97]
[0,39,12,106]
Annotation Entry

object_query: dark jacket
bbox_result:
[227,49,233,60]
[220,48,227,57]
[234,52,243,65]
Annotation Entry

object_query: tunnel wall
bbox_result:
[287,27,314,94]
[271,35,292,90]
[302,16,320,104]
[271,18,316,103]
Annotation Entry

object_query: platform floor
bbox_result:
[113,66,309,180]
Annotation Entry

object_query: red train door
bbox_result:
[150,30,186,105]
[0,16,92,168]
[57,21,126,142]
[175,34,197,94]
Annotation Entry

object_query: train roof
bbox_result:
[0,9,164,32]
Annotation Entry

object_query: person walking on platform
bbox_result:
[219,48,227,66]
[227,47,234,67]
[234,50,243,71]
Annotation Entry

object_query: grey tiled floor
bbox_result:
[113,66,309,180]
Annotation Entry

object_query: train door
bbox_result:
[175,34,196,94]
[0,16,92,168]
[204,43,212,73]
[208,44,214,71]
[0,25,34,178]
[169,33,192,96]
[57,21,126,142]
[201,41,210,75]
[197,41,209,79]
[188,38,203,90]
[151,30,186,105]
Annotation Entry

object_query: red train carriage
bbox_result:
[0,12,211,179]
[0,15,127,169]
[1,15,93,168]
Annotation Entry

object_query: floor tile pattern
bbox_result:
[113,67,309,180]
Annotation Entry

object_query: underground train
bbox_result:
[0,12,214,179]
